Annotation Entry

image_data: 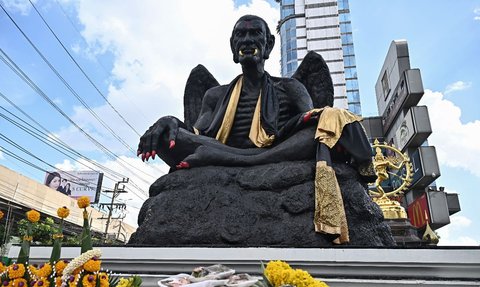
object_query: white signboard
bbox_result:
[44,170,103,203]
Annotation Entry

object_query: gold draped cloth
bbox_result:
[214,76,363,244]
[312,107,362,244]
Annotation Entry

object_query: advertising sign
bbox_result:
[407,193,429,228]
[44,170,103,203]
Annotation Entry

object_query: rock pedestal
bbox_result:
[129,161,395,247]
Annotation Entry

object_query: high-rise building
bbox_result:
[276,0,362,115]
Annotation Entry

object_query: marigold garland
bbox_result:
[35,263,52,278]
[8,264,26,279]
[77,197,90,209]
[57,207,70,219]
[12,278,27,287]
[26,210,40,223]
[0,262,5,273]
[264,260,329,287]
[0,210,4,220]
[98,272,109,287]
[61,249,102,284]
[81,274,96,287]
[33,278,50,287]
[55,277,62,287]
[82,259,101,273]
[2,280,13,287]
[55,261,68,276]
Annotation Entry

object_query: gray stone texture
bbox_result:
[129,161,395,247]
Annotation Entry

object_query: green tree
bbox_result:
[17,217,58,245]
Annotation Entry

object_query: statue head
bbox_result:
[230,15,275,65]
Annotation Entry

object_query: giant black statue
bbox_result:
[132,15,395,247]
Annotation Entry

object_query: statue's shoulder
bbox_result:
[270,76,308,96]
[271,75,304,86]
[204,84,229,98]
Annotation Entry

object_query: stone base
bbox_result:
[10,246,480,287]
[385,219,424,246]
[129,161,395,247]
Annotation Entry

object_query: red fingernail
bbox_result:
[303,112,311,123]
[141,153,145,162]
[137,150,141,156]
[151,150,156,160]
[176,161,189,169]
[169,140,176,149]
[145,152,151,161]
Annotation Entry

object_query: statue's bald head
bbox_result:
[230,15,275,64]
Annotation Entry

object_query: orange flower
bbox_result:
[13,278,27,287]
[82,274,97,287]
[98,272,109,287]
[26,210,40,223]
[33,278,50,287]
[77,196,90,209]
[8,263,26,279]
[54,277,62,287]
[67,275,79,287]
[36,263,52,278]
[0,210,4,220]
[57,207,70,219]
[2,280,13,287]
[83,259,101,273]
[0,262,5,273]
[55,260,68,276]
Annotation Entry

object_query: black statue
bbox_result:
[133,15,394,247]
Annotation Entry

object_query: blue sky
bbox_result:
[0,0,479,245]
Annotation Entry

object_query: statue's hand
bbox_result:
[302,110,320,123]
[137,116,182,162]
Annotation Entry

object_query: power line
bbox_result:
[0,2,136,155]
[28,0,142,138]
[0,48,157,183]
[0,101,150,199]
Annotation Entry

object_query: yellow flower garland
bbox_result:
[264,261,329,287]
[26,210,40,223]
[98,272,110,287]
[13,278,27,287]
[55,260,68,276]
[8,263,26,279]
[83,259,101,273]
[33,278,50,287]
[35,263,52,278]
[82,274,97,287]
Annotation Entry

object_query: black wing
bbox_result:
[292,51,334,109]
[183,64,219,130]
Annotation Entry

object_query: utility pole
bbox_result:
[98,178,128,243]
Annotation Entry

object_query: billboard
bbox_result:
[44,170,103,203]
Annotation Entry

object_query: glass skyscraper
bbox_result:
[276,0,362,115]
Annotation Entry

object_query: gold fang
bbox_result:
[253,48,258,55]
[239,50,244,56]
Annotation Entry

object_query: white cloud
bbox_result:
[2,0,37,15]
[0,149,4,160]
[444,80,472,94]
[419,90,480,177]
[474,8,480,20]
[52,0,281,228]
[437,214,479,246]
[53,0,280,156]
